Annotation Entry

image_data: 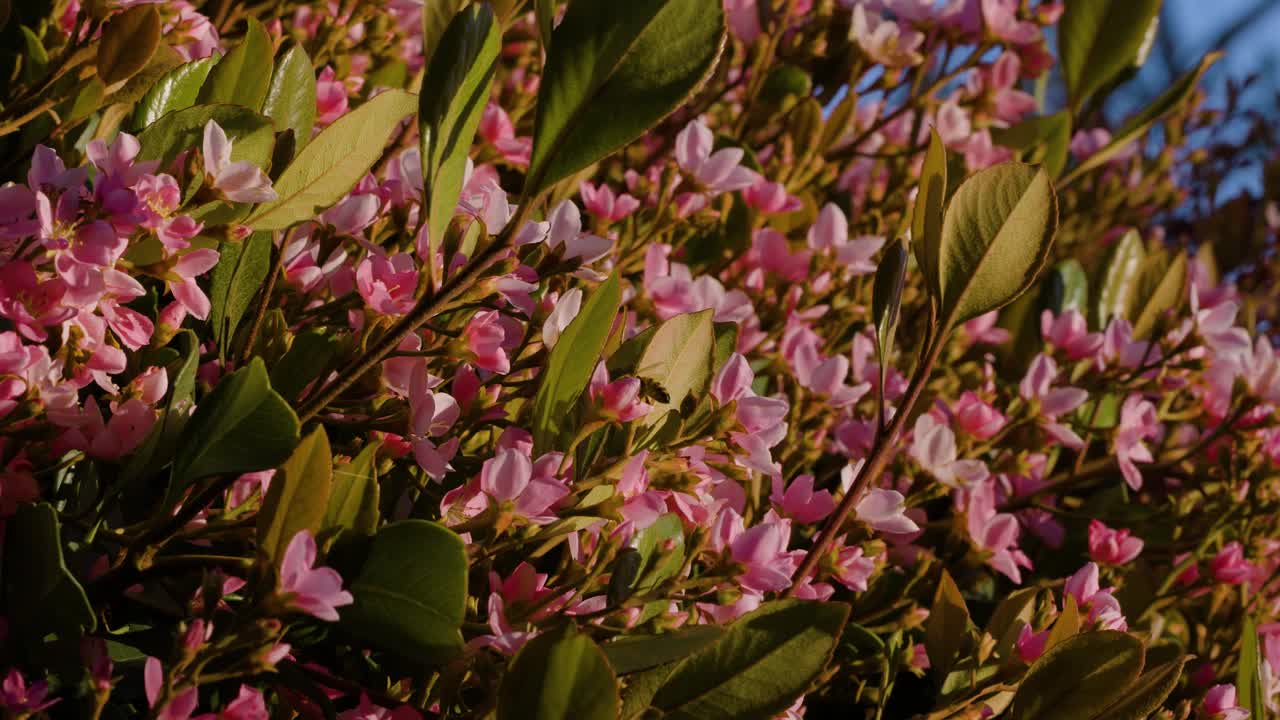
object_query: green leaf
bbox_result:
[934,162,1058,330]
[262,44,317,151]
[324,442,381,535]
[1041,258,1089,316]
[498,624,620,720]
[171,357,300,486]
[137,103,275,169]
[1009,631,1145,720]
[604,626,725,675]
[650,600,850,720]
[632,513,685,593]
[526,0,725,195]
[1130,250,1187,340]
[872,238,907,407]
[1059,0,1162,113]
[1063,52,1220,185]
[208,231,272,360]
[1091,655,1187,720]
[536,0,556,50]
[635,309,714,426]
[991,111,1071,178]
[342,520,468,663]
[1237,618,1267,719]
[97,4,161,86]
[1045,594,1080,652]
[984,587,1039,662]
[420,2,500,289]
[423,0,469,67]
[1094,229,1146,329]
[258,425,333,564]
[123,330,200,490]
[246,89,417,230]
[925,570,970,681]
[2,503,95,639]
[132,55,218,129]
[912,129,946,303]
[198,18,273,110]
[531,272,622,454]
[621,663,677,720]
[270,329,340,404]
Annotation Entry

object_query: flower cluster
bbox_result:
[0,0,1278,718]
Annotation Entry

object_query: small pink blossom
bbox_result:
[202,121,278,203]
[1041,309,1103,360]
[1202,684,1250,720]
[465,310,512,374]
[856,488,919,534]
[675,119,759,194]
[1,668,59,713]
[588,363,651,423]
[1115,394,1159,491]
[1210,542,1256,585]
[771,474,836,524]
[951,391,1006,440]
[1087,520,1144,565]
[279,530,354,621]
[357,253,418,316]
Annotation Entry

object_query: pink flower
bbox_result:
[477,448,569,523]
[1,668,59,713]
[981,0,1040,44]
[579,181,639,223]
[850,4,923,67]
[356,253,418,316]
[1016,625,1049,664]
[316,66,350,126]
[202,121,278,203]
[212,685,268,720]
[1210,542,1256,585]
[675,119,759,194]
[279,530,354,621]
[744,180,802,214]
[1087,520,1144,565]
[465,310,511,374]
[724,0,762,44]
[144,657,199,720]
[712,353,754,405]
[62,398,156,462]
[169,249,221,321]
[542,289,582,350]
[1041,309,1103,361]
[966,478,1031,583]
[910,414,989,488]
[1202,684,1250,720]
[951,391,1006,440]
[856,488,919,534]
[544,200,613,263]
[832,541,876,592]
[964,311,1011,345]
[806,203,884,275]
[1020,353,1088,448]
[771,474,836,524]
[1115,394,1159,491]
[0,261,75,342]
[588,363,652,423]
[408,367,460,480]
[730,511,804,593]
[1063,563,1128,631]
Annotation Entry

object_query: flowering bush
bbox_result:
[2,0,1280,718]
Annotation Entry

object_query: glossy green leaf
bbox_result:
[934,162,1058,329]
[324,442,381,535]
[97,4,161,86]
[420,2,500,289]
[632,513,685,593]
[604,625,726,675]
[1092,655,1187,720]
[1059,0,1162,113]
[912,129,947,303]
[198,18,273,110]
[246,89,417,230]
[531,272,622,454]
[621,663,676,720]
[1042,258,1089,316]
[526,0,725,195]
[258,425,333,564]
[171,357,300,485]
[1063,52,1220,185]
[872,238,907,406]
[925,570,970,680]
[270,328,340,404]
[991,111,1071,177]
[423,0,469,67]
[1009,630,1145,720]
[132,55,218,129]
[1130,251,1187,340]
[1237,618,1267,719]
[635,309,714,426]
[208,231,272,360]
[342,520,468,663]
[1095,229,1146,329]
[498,624,620,720]
[2,503,95,639]
[262,44,317,150]
[650,600,850,720]
[137,103,275,169]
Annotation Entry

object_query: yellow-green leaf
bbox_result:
[912,129,946,303]
[258,425,333,564]
[925,570,970,680]
[498,624,620,720]
[1009,631,1145,720]
[197,18,273,110]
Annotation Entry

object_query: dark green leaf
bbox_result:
[1237,618,1267,719]
[2,503,95,637]
[526,0,725,195]
[925,570,970,680]
[872,238,907,407]
[137,103,275,169]
[1059,0,1162,113]
[912,129,946,304]
[258,425,333,564]
[536,0,556,50]
[991,111,1071,178]
[604,626,726,675]
[132,55,218,129]
[498,624,620,720]
[632,513,685,594]
[246,89,417,230]
[1009,630,1145,720]
[1092,655,1187,720]
[984,586,1039,662]
[208,231,272,360]
[325,442,381,535]
[97,4,161,86]
[342,520,468,663]
[171,357,300,485]
[650,600,850,720]
[270,329,341,404]
[262,44,317,153]
[420,2,500,289]
[422,0,468,67]
[122,330,200,491]
[198,18,273,110]
[531,272,622,454]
